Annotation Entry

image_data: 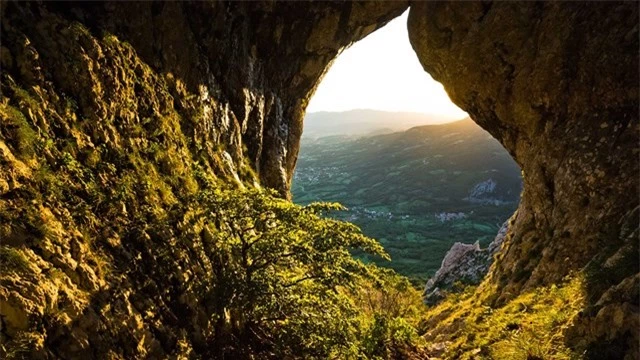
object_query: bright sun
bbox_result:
[307,10,468,121]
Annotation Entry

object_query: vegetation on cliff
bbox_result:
[0,75,609,359]
[190,186,428,359]
[0,21,427,356]
[421,276,587,359]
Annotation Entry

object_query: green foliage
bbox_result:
[292,119,522,280]
[0,31,430,359]
[238,158,258,183]
[351,269,428,359]
[362,315,424,360]
[60,151,85,179]
[486,279,585,360]
[193,186,425,359]
[422,276,586,360]
[34,164,64,201]
[0,104,39,159]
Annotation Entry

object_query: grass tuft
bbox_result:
[0,246,31,273]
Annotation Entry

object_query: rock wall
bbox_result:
[0,1,408,358]
[424,220,509,305]
[409,2,638,356]
[49,1,407,198]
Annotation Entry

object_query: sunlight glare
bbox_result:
[307,10,468,121]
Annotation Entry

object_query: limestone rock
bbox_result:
[424,221,509,305]
[0,2,408,358]
[409,2,638,356]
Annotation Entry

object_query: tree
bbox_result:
[196,186,389,359]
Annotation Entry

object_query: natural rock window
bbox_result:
[292,12,523,292]
[0,2,636,359]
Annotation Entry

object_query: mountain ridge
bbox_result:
[302,109,465,139]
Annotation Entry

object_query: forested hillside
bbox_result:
[293,118,522,280]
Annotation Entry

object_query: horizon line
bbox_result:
[306,107,469,117]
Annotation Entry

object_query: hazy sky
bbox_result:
[307,11,468,120]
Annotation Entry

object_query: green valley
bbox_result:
[292,115,522,282]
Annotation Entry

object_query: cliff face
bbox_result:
[4,1,409,197]
[409,2,638,356]
[0,1,638,359]
[0,2,408,358]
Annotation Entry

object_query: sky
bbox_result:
[306,11,468,121]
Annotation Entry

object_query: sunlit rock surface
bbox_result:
[409,2,638,356]
[0,1,408,358]
[424,221,509,305]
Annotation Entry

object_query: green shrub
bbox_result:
[363,315,425,360]
[192,186,427,359]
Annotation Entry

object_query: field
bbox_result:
[292,118,522,283]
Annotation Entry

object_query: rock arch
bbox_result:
[407,3,638,355]
[1,1,637,357]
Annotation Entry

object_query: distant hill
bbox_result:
[292,117,522,280]
[302,109,458,139]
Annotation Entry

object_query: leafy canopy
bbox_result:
[193,186,425,359]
